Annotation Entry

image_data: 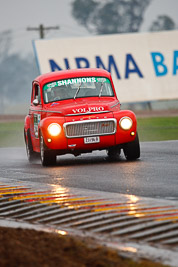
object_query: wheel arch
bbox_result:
[24,115,30,132]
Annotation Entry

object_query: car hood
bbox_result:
[45,98,119,116]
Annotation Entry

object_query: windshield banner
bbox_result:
[44,77,110,90]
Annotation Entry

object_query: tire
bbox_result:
[107,146,121,161]
[40,135,56,166]
[25,129,37,162]
[123,133,140,160]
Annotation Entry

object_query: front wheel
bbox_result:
[40,135,56,166]
[123,133,140,160]
[107,146,121,161]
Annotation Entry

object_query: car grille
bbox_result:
[64,119,116,138]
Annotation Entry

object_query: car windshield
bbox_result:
[43,76,114,103]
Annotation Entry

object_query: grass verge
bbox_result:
[137,116,178,141]
[0,121,24,147]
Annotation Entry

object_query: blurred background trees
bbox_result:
[149,15,176,31]
[71,0,151,34]
[0,31,38,113]
[71,0,176,34]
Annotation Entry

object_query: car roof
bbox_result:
[34,68,112,86]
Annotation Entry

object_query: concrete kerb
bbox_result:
[0,178,178,266]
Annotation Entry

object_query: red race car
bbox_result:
[24,68,140,166]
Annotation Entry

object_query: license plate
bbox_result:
[84,136,100,144]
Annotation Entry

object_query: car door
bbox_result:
[29,82,42,151]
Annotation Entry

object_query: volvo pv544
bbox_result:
[24,68,140,166]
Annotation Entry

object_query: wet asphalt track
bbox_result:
[0,140,178,201]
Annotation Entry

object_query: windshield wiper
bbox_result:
[74,83,82,99]
[99,82,104,97]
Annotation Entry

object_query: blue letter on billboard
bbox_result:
[173,50,178,75]
[75,57,90,68]
[125,54,143,79]
[151,52,168,76]
[64,58,70,69]
[49,59,62,71]
[49,58,71,71]
[95,55,121,79]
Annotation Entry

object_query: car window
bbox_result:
[32,84,41,104]
[43,77,114,103]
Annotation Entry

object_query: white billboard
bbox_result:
[33,31,178,103]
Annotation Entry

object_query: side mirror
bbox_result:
[33,99,39,106]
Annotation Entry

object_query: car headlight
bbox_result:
[119,117,133,130]
[48,123,61,136]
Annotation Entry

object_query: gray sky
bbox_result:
[0,0,178,55]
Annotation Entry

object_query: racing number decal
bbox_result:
[34,114,41,138]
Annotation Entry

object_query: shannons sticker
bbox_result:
[72,106,105,113]
[44,77,109,90]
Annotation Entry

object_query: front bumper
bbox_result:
[40,111,137,154]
